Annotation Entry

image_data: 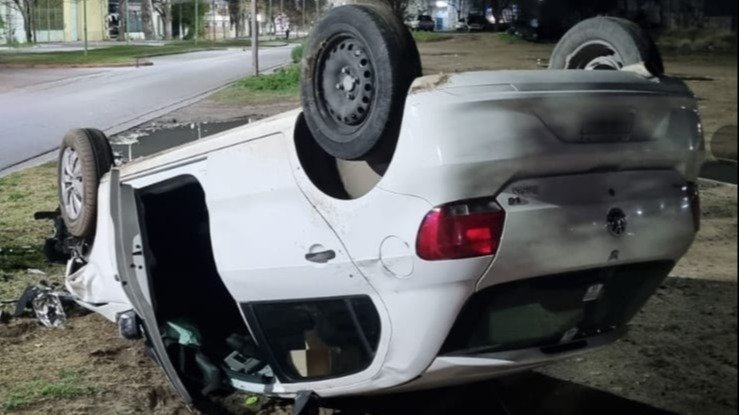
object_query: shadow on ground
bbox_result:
[324,372,676,415]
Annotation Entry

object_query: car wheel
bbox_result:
[301,4,422,161]
[548,16,663,76]
[58,128,113,238]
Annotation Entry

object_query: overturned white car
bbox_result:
[53,6,703,411]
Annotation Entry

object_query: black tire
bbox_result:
[58,128,114,238]
[300,4,421,161]
[548,16,664,76]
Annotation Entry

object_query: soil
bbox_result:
[0,33,736,415]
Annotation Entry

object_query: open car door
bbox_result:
[109,168,193,404]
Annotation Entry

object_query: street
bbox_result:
[0,46,292,174]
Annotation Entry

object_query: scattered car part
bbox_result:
[117,310,143,340]
[58,128,114,238]
[14,284,72,327]
[300,4,421,161]
[548,16,664,76]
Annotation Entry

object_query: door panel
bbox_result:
[205,134,375,302]
[109,169,192,403]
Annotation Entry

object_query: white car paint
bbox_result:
[64,69,703,401]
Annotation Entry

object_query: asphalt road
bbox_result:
[0,47,292,174]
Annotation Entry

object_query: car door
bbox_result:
[204,133,390,391]
[109,169,193,404]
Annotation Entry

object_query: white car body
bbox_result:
[64,69,703,403]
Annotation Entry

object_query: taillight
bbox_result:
[687,182,700,232]
[416,197,505,261]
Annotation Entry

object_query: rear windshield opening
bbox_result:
[440,261,674,355]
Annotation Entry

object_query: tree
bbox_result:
[172,0,208,39]
[375,0,409,19]
[141,0,156,38]
[9,0,35,43]
[153,0,173,39]
[227,0,244,36]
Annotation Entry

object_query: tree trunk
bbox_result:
[118,0,127,40]
[141,0,155,39]
[162,0,172,39]
[13,0,34,43]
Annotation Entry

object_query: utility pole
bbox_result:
[194,0,198,43]
[83,0,88,55]
[178,2,182,39]
[212,0,215,41]
[251,0,257,75]
[268,0,271,35]
[301,0,304,35]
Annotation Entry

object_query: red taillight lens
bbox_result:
[417,198,505,261]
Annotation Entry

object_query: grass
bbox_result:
[213,64,301,104]
[497,32,530,44]
[1,369,96,411]
[0,163,63,301]
[656,29,737,54]
[412,31,451,43]
[0,39,260,66]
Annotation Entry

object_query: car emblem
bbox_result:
[606,208,627,237]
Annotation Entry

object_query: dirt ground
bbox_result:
[0,33,736,415]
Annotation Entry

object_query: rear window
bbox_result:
[419,15,433,21]
[440,261,673,355]
[246,296,381,382]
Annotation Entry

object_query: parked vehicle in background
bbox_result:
[467,14,488,31]
[404,16,419,30]
[417,14,435,31]
[455,18,469,32]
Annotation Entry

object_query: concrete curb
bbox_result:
[0,60,153,69]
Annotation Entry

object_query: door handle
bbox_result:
[305,249,336,264]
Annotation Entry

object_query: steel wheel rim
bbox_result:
[566,40,624,70]
[61,147,84,220]
[315,33,376,141]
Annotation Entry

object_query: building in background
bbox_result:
[1,0,108,44]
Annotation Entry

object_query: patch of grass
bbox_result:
[412,31,451,43]
[497,32,528,44]
[0,163,63,300]
[1,369,96,411]
[213,64,301,104]
[0,39,260,66]
[0,163,58,249]
[291,43,303,63]
[237,64,299,92]
[657,29,737,54]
